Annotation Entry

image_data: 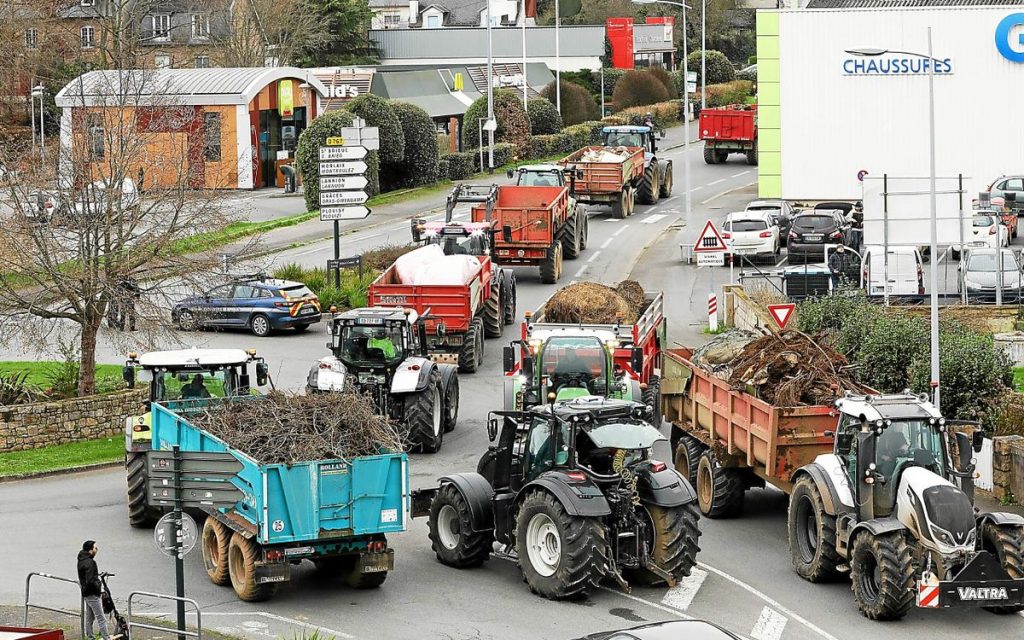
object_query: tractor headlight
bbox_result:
[967,528,977,546]
[930,525,955,546]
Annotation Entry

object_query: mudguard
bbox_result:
[792,459,855,516]
[439,472,495,533]
[437,363,458,395]
[849,516,906,540]
[522,471,611,517]
[977,512,1024,528]
[390,357,434,394]
[636,465,697,507]
[658,159,672,183]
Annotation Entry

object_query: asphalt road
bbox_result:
[4,144,1022,640]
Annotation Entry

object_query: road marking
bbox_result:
[598,586,693,620]
[147,612,356,640]
[709,179,726,186]
[587,251,602,263]
[574,265,588,278]
[642,214,667,225]
[731,170,751,178]
[751,607,788,640]
[613,226,628,237]
[701,181,757,205]
[698,562,841,640]
[661,567,707,611]
[775,257,787,268]
[600,237,614,249]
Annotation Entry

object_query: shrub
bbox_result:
[0,370,43,405]
[437,155,450,180]
[447,152,476,180]
[345,94,404,165]
[295,110,356,211]
[601,68,626,98]
[541,80,600,126]
[646,67,678,99]
[617,101,681,128]
[390,101,439,189]
[437,132,453,156]
[561,123,595,149]
[696,80,754,108]
[559,69,598,94]
[613,70,671,111]
[492,142,516,168]
[527,98,563,135]
[462,89,531,155]
[737,66,757,82]
[992,390,1024,437]
[687,50,736,85]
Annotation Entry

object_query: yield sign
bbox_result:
[693,220,728,253]
[767,303,796,330]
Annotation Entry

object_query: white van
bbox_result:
[860,245,924,296]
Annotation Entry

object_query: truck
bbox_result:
[660,347,1024,620]
[503,288,666,421]
[468,183,577,284]
[699,105,757,166]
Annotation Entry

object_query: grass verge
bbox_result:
[0,361,122,387]
[1014,366,1024,392]
[0,437,123,477]
[169,211,319,255]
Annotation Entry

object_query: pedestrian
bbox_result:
[122,278,140,332]
[78,540,111,640]
[828,245,855,289]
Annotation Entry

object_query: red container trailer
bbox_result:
[559,145,645,219]
[699,104,758,166]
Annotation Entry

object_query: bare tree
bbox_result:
[209,0,333,67]
[0,69,242,394]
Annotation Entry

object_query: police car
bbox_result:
[172,277,322,337]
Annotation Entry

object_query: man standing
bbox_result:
[828,245,855,288]
[78,540,110,640]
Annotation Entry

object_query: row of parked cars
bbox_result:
[721,200,857,262]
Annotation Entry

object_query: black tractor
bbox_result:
[413,396,701,599]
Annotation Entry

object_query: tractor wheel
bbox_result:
[442,373,459,433]
[502,276,517,325]
[981,523,1024,614]
[539,241,563,285]
[201,517,231,586]
[788,476,843,583]
[483,283,503,338]
[405,370,444,453]
[673,435,705,489]
[849,531,914,620]
[228,533,279,602]
[637,163,660,205]
[428,484,494,568]
[695,450,745,518]
[659,163,674,198]
[703,146,716,165]
[746,139,759,166]
[715,150,729,164]
[641,374,662,427]
[458,319,481,374]
[127,452,161,528]
[563,213,582,259]
[627,503,701,587]
[611,189,629,219]
[579,213,590,250]
[515,491,607,600]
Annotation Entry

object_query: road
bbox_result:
[3,141,1022,640]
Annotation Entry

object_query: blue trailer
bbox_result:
[146,401,409,602]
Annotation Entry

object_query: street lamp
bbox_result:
[555,0,561,114]
[487,0,495,172]
[632,0,692,232]
[31,84,45,159]
[522,0,528,110]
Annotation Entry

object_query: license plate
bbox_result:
[362,564,389,573]
[301,306,316,315]
[805,234,823,242]
[970,241,985,247]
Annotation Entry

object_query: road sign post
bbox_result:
[172,446,186,640]
[327,256,363,281]
[319,125,377,286]
[708,293,718,332]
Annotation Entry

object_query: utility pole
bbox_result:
[927,27,940,410]
[522,0,528,110]
[701,0,706,111]
[555,0,561,114]
[487,0,494,173]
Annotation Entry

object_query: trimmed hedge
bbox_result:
[527,98,563,135]
[613,70,672,111]
[647,67,678,99]
[463,89,531,155]
[447,152,476,180]
[687,50,736,85]
[492,142,516,169]
[346,94,404,166]
[390,101,439,189]
[295,110,356,212]
[530,132,576,157]
[695,80,754,108]
[437,156,450,180]
[618,101,681,128]
[541,80,600,126]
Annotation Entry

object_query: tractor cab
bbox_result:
[122,348,268,451]
[411,184,510,254]
[326,307,419,373]
[602,125,659,156]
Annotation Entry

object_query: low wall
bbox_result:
[0,389,146,452]
[723,285,785,334]
[993,435,1024,504]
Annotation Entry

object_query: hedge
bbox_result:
[527,98,563,135]
[346,94,404,166]
[687,50,736,85]
[618,101,681,128]
[437,156,450,181]
[446,152,476,180]
[612,70,671,111]
[601,69,626,98]
[390,101,439,189]
[295,110,357,212]
[530,132,575,157]
[694,80,754,108]
[541,80,600,126]
[646,67,678,98]
[463,89,531,154]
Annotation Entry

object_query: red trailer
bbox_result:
[470,184,577,284]
[559,145,645,219]
[699,104,758,166]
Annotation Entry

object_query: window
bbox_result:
[154,54,171,69]
[203,112,221,161]
[80,25,95,49]
[232,285,256,299]
[25,28,38,49]
[86,114,104,160]
[425,14,440,28]
[80,0,95,6]
[150,14,171,41]
[1006,178,1024,192]
[194,55,210,68]
[191,13,210,40]
[383,13,401,26]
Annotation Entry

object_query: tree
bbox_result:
[527,98,563,135]
[296,110,357,212]
[0,71,234,395]
[536,0,631,25]
[295,0,377,65]
[346,93,405,167]
[612,70,671,111]
[210,0,334,67]
[462,90,531,154]
[541,80,600,126]
[687,49,735,85]
[389,102,440,189]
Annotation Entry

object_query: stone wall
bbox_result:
[0,389,147,452]
[723,285,784,334]
[993,435,1024,504]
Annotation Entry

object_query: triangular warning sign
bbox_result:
[693,220,728,252]
[767,303,796,330]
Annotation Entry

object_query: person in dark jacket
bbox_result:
[828,245,857,288]
[78,540,110,640]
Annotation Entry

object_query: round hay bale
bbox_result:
[614,280,646,314]
[545,282,636,324]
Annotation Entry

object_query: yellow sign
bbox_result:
[454,73,464,92]
[326,136,345,146]
[278,80,294,118]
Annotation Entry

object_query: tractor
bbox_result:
[601,125,674,205]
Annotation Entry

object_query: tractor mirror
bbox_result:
[256,362,269,386]
[506,168,515,179]
[631,347,643,375]
[835,431,852,455]
[487,416,499,441]
[972,429,985,453]
[556,450,569,466]
[122,366,135,388]
[503,346,515,374]
[502,225,513,243]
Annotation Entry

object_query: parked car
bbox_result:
[966,213,1009,250]
[575,620,742,640]
[958,247,1022,301]
[172,277,322,336]
[20,190,64,224]
[745,199,795,244]
[860,245,925,296]
[722,211,779,261]
[980,198,1020,238]
[988,175,1024,211]
[787,211,846,261]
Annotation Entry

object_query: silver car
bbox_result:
[958,248,1022,301]
[988,175,1024,210]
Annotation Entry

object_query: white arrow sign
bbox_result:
[320,190,369,206]
[320,176,368,191]
[321,205,371,221]
[319,160,368,176]
[319,146,368,161]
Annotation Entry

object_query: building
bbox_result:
[607,17,677,69]
[55,67,328,190]
[755,3,1024,203]
[369,0,536,29]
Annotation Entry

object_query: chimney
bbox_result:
[409,0,419,22]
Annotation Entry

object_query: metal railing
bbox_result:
[24,572,85,640]
[127,591,203,640]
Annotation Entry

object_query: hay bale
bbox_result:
[545,281,637,324]
[615,280,647,314]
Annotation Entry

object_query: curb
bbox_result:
[0,459,122,484]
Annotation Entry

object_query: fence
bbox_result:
[24,572,85,640]
[127,591,203,640]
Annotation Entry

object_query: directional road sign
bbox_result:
[154,512,198,558]
[693,220,728,253]
[321,205,371,221]
[319,160,368,176]
[320,190,369,206]
[319,175,368,191]
[320,145,368,161]
[768,303,796,330]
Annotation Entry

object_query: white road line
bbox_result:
[774,257,787,268]
[661,567,707,611]
[751,607,788,640]
[642,214,667,225]
[598,586,694,621]
[587,251,602,263]
[731,170,752,178]
[701,181,757,205]
[574,265,588,278]
[600,237,614,249]
[613,226,628,236]
[709,179,726,186]
[146,612,356,640]
[698,562,841,640]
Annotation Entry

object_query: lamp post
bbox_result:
[701,0,706,112]
[926,27,940,410]
[487,0,494,172]
[522,0,528,109]
[31,84,46,159]
[555,0,561,114]
[632,0,692,232]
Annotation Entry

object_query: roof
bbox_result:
[804,0,1024,7]
[55,68,329,108]
[137,348,254,369]
[369,25,603,59]
[335,307,418,323]
[835,394,941,422]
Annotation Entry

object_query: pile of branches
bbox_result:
[192,391,404,464]
[545,280,648,324]
[727,331,870,406]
